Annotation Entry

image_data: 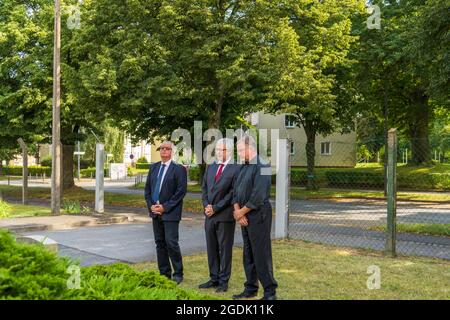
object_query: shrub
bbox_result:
[40,157,52,168]
[137,157,148,164]
[0,200,12,218]
[188,167,200,182]
[80,167,109,178]
[136,162,150,170]
[0,229,71,299]
[0,230,216,300]
[62,201,90,215]
[398,173,450,191]
[326,171,384,189]
[3,166,52,176]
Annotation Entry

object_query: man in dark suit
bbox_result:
[231,135,278,300]
[199,138,240,293]
[144,141,187,284]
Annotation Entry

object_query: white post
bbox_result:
[275,139,289,239]
[95,143,104,213]
[18,138,28,205]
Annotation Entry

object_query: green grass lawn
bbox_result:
[369,223,450,237]
[133,239,450,299]
[0,202,54,218]
[133,182,450,202]
[0,185,204,214]
[0,176,21,181]
[353,163,450,174]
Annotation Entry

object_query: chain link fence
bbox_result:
[287,134,450,260]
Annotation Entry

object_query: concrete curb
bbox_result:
[2,215,132,234]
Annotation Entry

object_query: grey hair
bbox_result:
[160,141,175,149]
[215,138,234,151]
[236,135,257,151]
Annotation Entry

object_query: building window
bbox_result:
[285,115,296,128]
[290,141,295,155]
[321,142,331,155]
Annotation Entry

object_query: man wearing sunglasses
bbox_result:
[144,141,187,284]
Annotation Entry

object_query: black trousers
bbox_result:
[205,219,236,284]
[152,217,183,278]
[241,205,278,295]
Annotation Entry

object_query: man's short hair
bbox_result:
[236,135,257,151]
[159,141,175,149]
[216,138,234,151]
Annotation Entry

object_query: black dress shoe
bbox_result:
[232,291,257,300]
[260,294,277,300]
[198,280,219,289]
[173,276,183,285]
[215,284,228,293]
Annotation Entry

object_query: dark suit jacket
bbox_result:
[202,162,241,222]
[144,161,187,222]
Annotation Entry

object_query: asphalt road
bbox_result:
[23,220,244,267]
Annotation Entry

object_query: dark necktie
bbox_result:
[152,164,166,203]
[215,164,225,182]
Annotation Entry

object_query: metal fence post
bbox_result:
[275,139,290,239]
[386,128,397,257]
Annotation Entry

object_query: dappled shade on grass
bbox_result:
[135,239,450,300]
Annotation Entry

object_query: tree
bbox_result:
[263,0,365,189]
[0,0,108,190]
[354,0,449,165]
[0,0,51,171]
[70,0,280,142]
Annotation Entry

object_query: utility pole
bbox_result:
[51,0,62,215]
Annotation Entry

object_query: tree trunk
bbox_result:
[201,98,223,184]
[304,120,317,190]
[408,93,430,165]
[35,144,41,165]
[62,144,75,189]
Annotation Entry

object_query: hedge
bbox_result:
[136,162,150,170]
[1,166,52,176]
[397,173,450,191]
[80,167,110,178]
[188,167,200,182]
[40,159,92,169]
[0,230,215,300]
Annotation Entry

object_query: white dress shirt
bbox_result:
[216,158,231,175]
[157,159,172,188]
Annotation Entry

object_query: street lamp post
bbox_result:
[51,0,62,215]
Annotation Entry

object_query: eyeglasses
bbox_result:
[160,147,172,151]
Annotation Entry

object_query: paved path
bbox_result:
[22,221,244,266]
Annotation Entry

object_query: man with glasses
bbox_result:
[198,138,241,293]
[144,141,187,284]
